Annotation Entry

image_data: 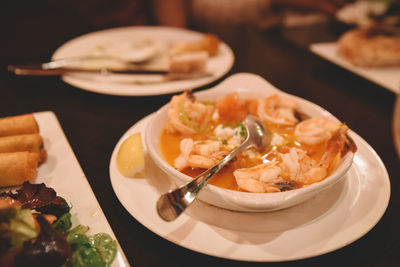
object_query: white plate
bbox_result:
[310,42,400,94]
[33,111,129,267]
[52,26,234,96]
[109,114,390,262]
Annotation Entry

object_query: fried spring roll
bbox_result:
[0,114,39,137]
[0,152,39,187]
[0,134,47,164]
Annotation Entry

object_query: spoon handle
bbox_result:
[156,138,251,222]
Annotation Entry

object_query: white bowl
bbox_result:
[145,73,355,212]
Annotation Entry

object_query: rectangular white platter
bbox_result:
[310,42,400,94]
[32,111,130,267]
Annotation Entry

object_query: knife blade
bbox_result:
[7,64,169,76]
[8,53,211,80]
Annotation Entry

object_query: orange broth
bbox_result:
[159,115,330,192]
[160,127,241,190]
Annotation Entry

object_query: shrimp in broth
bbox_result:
[160,91,356,193]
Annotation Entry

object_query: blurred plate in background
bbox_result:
[310,42,400,94]
[52,26,234,96]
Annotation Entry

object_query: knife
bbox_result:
[8,65,171,76]
[8,55,210,79]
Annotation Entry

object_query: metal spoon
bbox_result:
[156,115,271,222]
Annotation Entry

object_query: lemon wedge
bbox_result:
[116,133,145,178]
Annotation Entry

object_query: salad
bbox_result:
[0,182,117,267]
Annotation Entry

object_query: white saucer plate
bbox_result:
[310,42,400,94]
[109,113,390,262]
[52,26,234,96]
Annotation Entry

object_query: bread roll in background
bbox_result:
[338,28,400,68]
[171,34,220,56]
[0,134,47,164]
[0,114,39,137]
[0,152,39,187]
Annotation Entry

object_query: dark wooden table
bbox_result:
[1,6,399,266]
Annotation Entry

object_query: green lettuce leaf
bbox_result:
[0,206,38,253]
[88,233,117,266]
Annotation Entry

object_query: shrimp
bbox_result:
[233,163,282,193]
[166,91,214,135]
[278,147,317,184]
[174,138,194,170]
[257,94,299,126]
[192,140,221,156]
[294,117,348,146]
[186,151,228,169]
[174,139,229,170]
[188,140,229,169]
[279,126,350,184]
[317,125,351,173]
[301,133,346,184]
[278,147,329,185]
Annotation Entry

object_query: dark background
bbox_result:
[1,1,399,267]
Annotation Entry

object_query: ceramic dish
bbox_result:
[109,112,390,262]
[145,73,355,212]
[52,26,234,96]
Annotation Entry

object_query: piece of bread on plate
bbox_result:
[338,24,400,68]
